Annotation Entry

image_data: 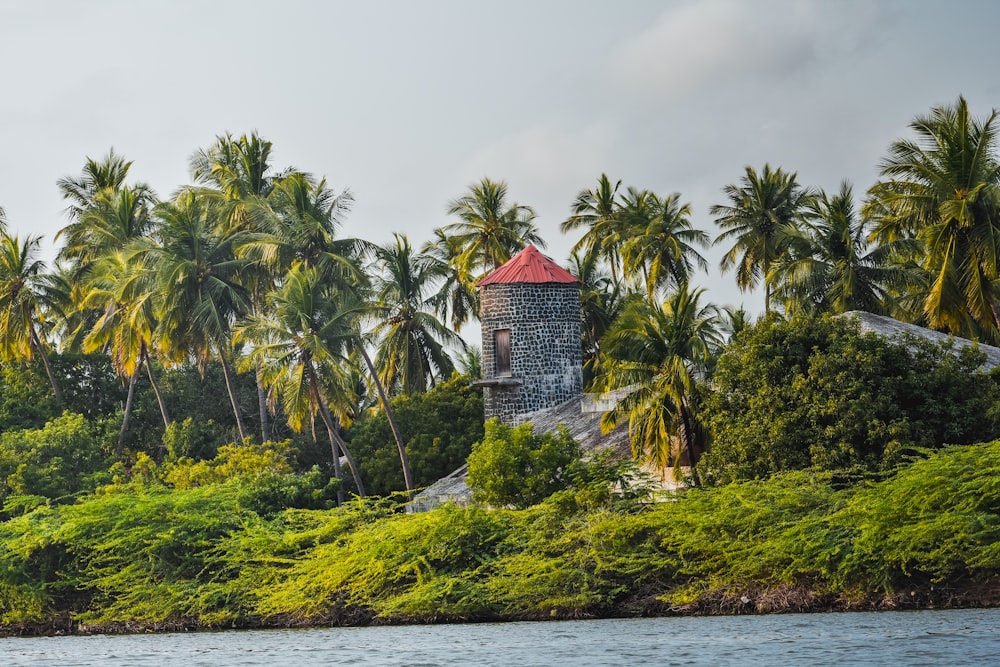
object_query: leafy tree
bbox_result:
[865,96,1000,341]
[771,182,917,316]
[0,233,63,403]
[422,227,478,332]
[711,164,811,312]
[598,287,722,475]
[81,249,171,453]
[700,315,1000,482]
[55,184,157,275]
[0,412,112,511]
[191,131,298,443]
[151,190,251,440]
[345,374,484,496]
[619,189,708,298]
[568,248,624,385]
[371,234,463,396]
[236,265,367,500]
[444,177,543,276]
[466,419,584,509]
[561,174,625,282]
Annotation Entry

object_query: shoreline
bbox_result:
[5,583,1000,638]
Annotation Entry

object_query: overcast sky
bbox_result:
[1,0,998,317]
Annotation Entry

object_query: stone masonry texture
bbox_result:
[480,282,583,423]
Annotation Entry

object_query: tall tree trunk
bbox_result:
[217,347,249,442]
[117,367,140,457]
[142,346,171,429]
[29,323,62,405]
[359,344,414,498]
[256,364,272,442]
[251,291,273,443]
[319,399,366,499]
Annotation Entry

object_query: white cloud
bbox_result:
[611,0,885,99]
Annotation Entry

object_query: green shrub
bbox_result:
[467,419,585,509]
[0,412,113,511]
[700,315,1000,482]
[345,374,484,495]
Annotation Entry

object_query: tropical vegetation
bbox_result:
[0,97,999,633]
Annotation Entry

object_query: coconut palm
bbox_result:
[81,248,170,453]
[444,177,543,276]
[771,182,919,316]
[371,234,464,396]
[864,96,1000,340]
[620,190,709,298]
[568,248,625,385]
[56,149,134,225]
[561,174,625,282]
[0,232,63,403]
[598,287,722,477]
[711,164,811,312]
[246,172,366,284]
[236,265,366,502]
[151,190,252,441]
[422,227,478,331]
[191,131,296,442]
[56,184,157,274]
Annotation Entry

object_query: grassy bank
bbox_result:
[4,439,1000,636]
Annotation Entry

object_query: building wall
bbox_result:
[480,282,583,423]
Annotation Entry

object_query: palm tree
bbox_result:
[0,232,63,403]
[711,164,811,312]
[81,248,170,453]
[422,228,478,331]
[444,177,543,276]
[56,149,134,225]
[246,172,365,285]
[56,184,157,274]
[771,182,917,316]
[370,234,464,395]
[191,131,293,442]
[864,96,1000,340]
[151,190,251,441]
[598,287,722,477]
[620,190,709,298]
[236,265,366,502]
[568,248,625,385]
[561,174,625,282]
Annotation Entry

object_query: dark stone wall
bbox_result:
[480,282,583,423]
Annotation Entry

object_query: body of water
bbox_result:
[4,608,1000,666]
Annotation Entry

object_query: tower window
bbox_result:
[495,329,511,376]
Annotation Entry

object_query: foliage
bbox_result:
[345,374,484,496]
[5,441,1000,627]
[700,315,1000,482]
[0,412,112,513]
[466,419,586,509]
[865,96,1000,341]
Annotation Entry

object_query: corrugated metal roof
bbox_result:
[477,245,579,286]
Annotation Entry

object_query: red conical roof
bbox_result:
[477,245,579,286]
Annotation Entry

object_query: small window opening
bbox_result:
[495,329,512,376]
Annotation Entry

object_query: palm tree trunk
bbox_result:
[29,323,63,405]
[142,346,172,430]
[117,367,140,457]
[319,399,366,498]
[256,364,271,442]
[359,344,414,498]
[217,347,249,442]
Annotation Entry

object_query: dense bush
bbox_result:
[700,316,1000,482]
[7,440,1000,628]
[0,412,113,513]
[466,419,586,509]
[345,375,484,496]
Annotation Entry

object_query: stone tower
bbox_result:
[475,245,583,424]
